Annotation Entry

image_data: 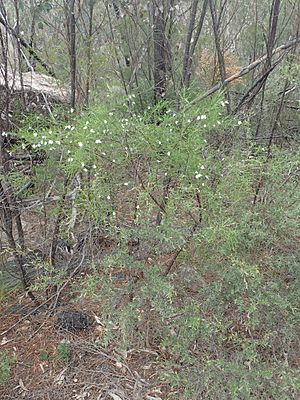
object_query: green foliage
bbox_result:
[14,92,300,398]
[56,340,71,364]
[39,349,50,361]
[0,351,15,386]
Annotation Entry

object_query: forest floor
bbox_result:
[0,290,174,400]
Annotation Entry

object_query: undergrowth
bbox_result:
[9,94,300,399]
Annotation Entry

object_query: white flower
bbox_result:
[202,182,205,187]
[221,101,225,107]
[55,141,61,145]
[33,132,37,137]
[95,139,102,144]
[81,162,85,167]
[201,115,207,120]
[70,108,74,113]
[107,195,111,200]
[49,130,52,134]
[203,124,207,128]
[101,152,106,156]
[78,142,83,147]
[167,151,171,156]
[195,173,202,179]
[90,129,95,133]
[196,116,201,121]
[124,182,129,186]
[104,120,107,124]
[67,157,73,162]
[83,126,87,130]
[200,165,205,170]
[64,125,71,130]
[238,120,242,125]
[48,140,53,145]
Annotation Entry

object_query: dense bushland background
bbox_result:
[0,1,299,399]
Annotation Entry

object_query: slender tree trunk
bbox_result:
[182,0,209,89]
[182,0,199,87]
[209,0,231,112]
[153,1,167,102]
[237,0,281,111]
[68,0,76,109]
[13,0,26,107]
[85,0,95,107]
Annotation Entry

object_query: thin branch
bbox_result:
[190,37,299,104]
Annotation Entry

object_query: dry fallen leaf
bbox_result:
[93,314,104,325]
[18,379,29,392]
[0,336,13,345]
[147,397,162,400]
[108,392,122,400]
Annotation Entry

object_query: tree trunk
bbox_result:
[153,2,167,102]
[68,0,76,109]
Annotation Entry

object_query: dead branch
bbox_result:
[0,11,56,78]
[191,37,300,104]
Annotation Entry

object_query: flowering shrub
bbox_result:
[12,94,300,399]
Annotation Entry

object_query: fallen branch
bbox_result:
[191,37,300,103]
[0,11,56,78]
